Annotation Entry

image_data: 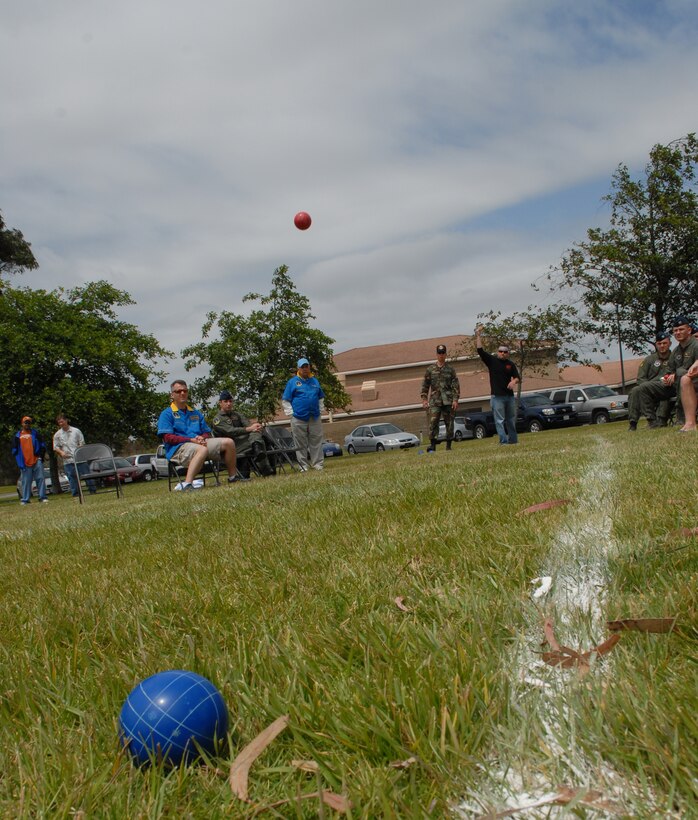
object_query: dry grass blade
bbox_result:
[585,633,621,658]
[519,499,570,515]
[229,715,289,801]
[607,617,677,633]
[250,790,352,816]
[394,595,410,612]
[671,526,698,538]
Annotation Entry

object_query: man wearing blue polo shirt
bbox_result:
[157,379,237,490]
[282,358,325,471]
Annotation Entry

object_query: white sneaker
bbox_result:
[192,479,204,489]
[173,482,190,492]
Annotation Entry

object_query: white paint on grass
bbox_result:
[458,440,667,818]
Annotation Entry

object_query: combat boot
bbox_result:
[628,421,637,431]
[426,439,437,452]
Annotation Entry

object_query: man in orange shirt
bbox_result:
[12,415,48,505]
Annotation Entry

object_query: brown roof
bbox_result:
[334,335,471,372]
[559,358,641,389]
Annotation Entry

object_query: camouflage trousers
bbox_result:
[428,405,455,441]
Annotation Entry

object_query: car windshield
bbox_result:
[585,385,617,398]
[371,424,403,436]
[522,394,552,407]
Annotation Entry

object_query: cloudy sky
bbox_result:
[3,0,697,379]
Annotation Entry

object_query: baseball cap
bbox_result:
[21,415,32,424]
[498,345,510,353]
[297,357,310,367]
[219,389,233,401]
[436,344,446,354]
[672,315,693,327]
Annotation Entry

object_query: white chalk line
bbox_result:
[458,439,672,818]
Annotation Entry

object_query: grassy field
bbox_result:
[0,425,696,818]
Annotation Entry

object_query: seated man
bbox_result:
[211,390,274,478]
[627,332,672,430]
[678,360,698,432]
[157,380,237,490]
[637,316,698,428]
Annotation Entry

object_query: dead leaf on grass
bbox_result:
[607,617,676,633]
[520,499,570,516]
[394,596,411,612]
[389,756,417,769]
[670,526,698,538]
[229,714,289,801]
[479,784,625,817]
[291,759,319,773]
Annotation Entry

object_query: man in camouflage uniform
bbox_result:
[627,332,672,430]
[212,390,274,478]
[421,344,460,452]
[637,316,698,428]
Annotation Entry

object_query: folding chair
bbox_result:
[262,428,301,474]
[167,456,221,491]
[73,443,123,504]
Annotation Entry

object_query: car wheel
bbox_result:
[474,423,487,440]
[376,443,385,451]
[347,444,357,455]
[593,411,609,424]
[454,431,463,441]
[528,419,543,433]
[143,471,152,481]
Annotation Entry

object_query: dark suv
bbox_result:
[465,393,579,438]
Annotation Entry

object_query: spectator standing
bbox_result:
[420,344,460,452]
[13,415,48,505]
[53,414,93,497]
[475,326,520,445]
[282,358,325,471]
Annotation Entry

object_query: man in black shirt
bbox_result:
[475,326,520,444]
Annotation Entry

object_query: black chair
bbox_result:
[262,428,301,474]
[73,444,123,504]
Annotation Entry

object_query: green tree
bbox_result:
[547,133,698,354]
[182,265,350,420]
[473,303,596,393]
[0,210,38,279]
[0,280,171,457]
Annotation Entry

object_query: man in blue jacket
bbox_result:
[12,415,48,505]
[282,358,325,471]
[157,379,238,491]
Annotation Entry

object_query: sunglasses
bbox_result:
[498,349,509,353]
[172,388,188,394]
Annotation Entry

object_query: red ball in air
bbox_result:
[294,211,312,230]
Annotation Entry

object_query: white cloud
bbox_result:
[2,0,697,380]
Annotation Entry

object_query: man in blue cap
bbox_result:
[638,316,698,428]
[627,331,672,430]
[282,358,325,471]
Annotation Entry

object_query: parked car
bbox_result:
[125,453,159,481]
[88,457,141,485]
[322,440,343,457]
[436,416,473,442]
[465,393,579,439]
[16,467,70,498]
[540,384,629,424]
[153,445,170,477]
[344,423,420,454]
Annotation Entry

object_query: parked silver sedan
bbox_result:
[344,423,420,454]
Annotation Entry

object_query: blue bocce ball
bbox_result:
[119,669,228,766]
